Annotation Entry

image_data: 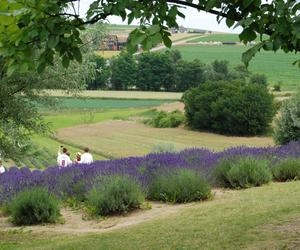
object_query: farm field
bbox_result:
[1,182,299,249]
[172,45,300,90]
[95,50,121,58]
[57,120,274,158]
[187,33,269,43]
[45,90,182,100]
[43,97,173,110]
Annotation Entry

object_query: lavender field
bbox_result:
[1,141,300,205]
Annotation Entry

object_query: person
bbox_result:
[79,147,93,164]
[57,146,72,167]
[0,160,6,174]
[74,152,81,163]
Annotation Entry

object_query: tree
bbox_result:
[136,52,175,91]
[250,73,268,86]
[175,60,206,92]
[183,80,274,136]
[0,25,101,161]
[87,55,111,90]
[110,52,137,90]
[274,91,300,144]
[1,0,300,76]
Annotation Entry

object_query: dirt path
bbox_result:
[0,202,192,235]
[0,190,227,236]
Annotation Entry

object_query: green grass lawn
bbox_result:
[1,182,299,249]
[172,45,300,90]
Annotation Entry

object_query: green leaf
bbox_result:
[163,35,172,48]
[205,0,217,11]
[62,55,70,68]
[239,28,257,43]
[226,19,234,28]
[73,48,82,63]
[242,42,264,67]
[147,25,160,35]
[243,0,255,9]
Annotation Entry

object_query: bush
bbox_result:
[212,157,272,189]
[146,110,185,128]
[274,91,300,144]
[147,169,211,203]
[87,175,144,216]
[9,187,60,226]
[273,82,281,92]
[250,73,267,86]
[183,80,274,135]
[272,159,300,181]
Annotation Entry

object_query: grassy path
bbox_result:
[1,182,299,249]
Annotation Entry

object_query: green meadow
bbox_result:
[172,45,300,90]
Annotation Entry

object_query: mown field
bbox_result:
[172,45,300,90]
[57,120,273,158]
[1,182,299,249]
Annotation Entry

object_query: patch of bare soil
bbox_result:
[0,191,225,236]
[155,102,185,112]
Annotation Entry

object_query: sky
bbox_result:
[78,1,240,33]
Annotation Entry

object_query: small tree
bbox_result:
[212,60,229,77]
[175,59,205,92]
[136,52,175,91]
[87,55,111,90]
[110,52,137,90]
[183,81,274,136]
[274,91,300,144]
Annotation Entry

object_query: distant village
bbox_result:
[100,26,245,51]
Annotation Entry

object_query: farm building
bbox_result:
[101,35,128,51]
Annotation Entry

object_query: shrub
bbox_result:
[146,110,185,128]
[147,169,211,203]
[183,80,274,135]
[87,175,144,216]
[213,157,272,189]
[9,187,60,226]
[274,91,300,144]
[273,82,281,92]
[250,73,267,86]
[272,159,300,181]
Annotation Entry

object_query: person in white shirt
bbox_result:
[0,160,6,174]
[79,148,93,164]
[57,146,72,167]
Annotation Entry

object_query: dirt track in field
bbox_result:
[0,202,192,235]
[0,190,228,235]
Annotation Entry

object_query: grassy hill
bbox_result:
[1,182,299,249]
[171,45,300,90]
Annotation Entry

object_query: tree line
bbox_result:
[87,50,268,92]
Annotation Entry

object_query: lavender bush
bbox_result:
[1,141,300,205]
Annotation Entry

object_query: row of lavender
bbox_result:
[1,141,300,204]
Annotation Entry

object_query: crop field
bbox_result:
[45,90,182,100]
[187,33,269,43]
[172,45,300,90]
[95,50,121,58]
[45,97,173,110]
[57,120,273,158]
[1,182,299,249]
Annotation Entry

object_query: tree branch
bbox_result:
[166,0,242,21]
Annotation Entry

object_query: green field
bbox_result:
[50,97,173,110]
[172,45,300,90]
[1,182,299,249]
[187,33,269,43]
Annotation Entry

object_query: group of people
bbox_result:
[57,146,93,168]
[0,160,5,175]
